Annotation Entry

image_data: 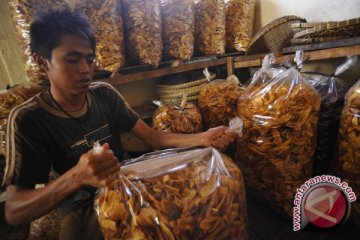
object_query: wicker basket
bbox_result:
[247,16,306,54]
[293,17,360,39]
[155,73,215,104]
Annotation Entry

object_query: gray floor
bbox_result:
[246,191,359,240]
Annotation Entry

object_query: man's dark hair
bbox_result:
[30,8,96,60]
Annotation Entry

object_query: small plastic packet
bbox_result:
[152,94,203,134]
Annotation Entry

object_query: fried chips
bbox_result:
[95,147,247,239]
[152,103,203,134]
[338,80,360,225]
[237,68,320,217]
[195,0,226,56]
[7,0,68,82]
[225,0,256,52]
[75,0,125,72]
[122,0,163,67]
[198,79,244,129]
[161,0,195,60]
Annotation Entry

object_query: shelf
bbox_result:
[96,38,360,87]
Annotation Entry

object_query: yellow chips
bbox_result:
[122,0,163,67]
[152,103,203,134]
[338,81,360,225]
[95,148,247,239]
[7,0,68,82]
[198,79,244,129]
[75,0,125,72]
[195,0,226,56]
[161,0,195,60]
[225,0,256,52]
[237,68,320,218]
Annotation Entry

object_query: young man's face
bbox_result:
[44,35,96,96]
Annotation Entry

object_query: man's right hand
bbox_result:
[74,143,120,187]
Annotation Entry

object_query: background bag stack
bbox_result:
[225,0,256,52]
[75,0,126,73]
[122,0,163,67]
[195,0,226,56]
[161,0,195,60]
[7,0,68,82]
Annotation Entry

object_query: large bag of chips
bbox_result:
[303,56,357,175]
[152,97,203,134]
[225,0,256,52]
[74,0,125,73]
[95,147,247,239]
[337,77,360,225]
[161,0,195,60]
[236,51,321,218]
[195,0,226,56]
[198,69,245,129]
[7,0,68,82]
[122,0,163,67]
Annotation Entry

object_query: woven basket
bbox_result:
[156,73,215,104]
[293,17,360,39]
[160,95,199,104]
[248,15,306,54]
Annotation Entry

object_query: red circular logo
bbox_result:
[304,185,347,228]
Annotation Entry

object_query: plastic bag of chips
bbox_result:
[95,147,247,239]
[152,96,203,134]
[161,0,195,60]
[199,70,245,129]
[195,0,226,56]
[337,77,360,225]
[7,0,68,82]
[303,56,357,175]
[122,0,163,67]
[225,0,256,52]
[236,51,321,218]
[74,0,125,72]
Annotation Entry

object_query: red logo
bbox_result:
[304,186,347,228]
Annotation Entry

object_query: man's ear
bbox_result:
[33,54,50,72]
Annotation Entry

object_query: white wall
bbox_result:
[255,0,360,31]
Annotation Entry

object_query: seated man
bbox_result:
[2,8,235,240]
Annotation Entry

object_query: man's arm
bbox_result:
[5,143,119,225]
[131,119,234,151]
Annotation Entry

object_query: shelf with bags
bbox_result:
[96,37,360,87]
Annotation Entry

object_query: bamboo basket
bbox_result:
[155,73,215,104]
[247,15,306,54]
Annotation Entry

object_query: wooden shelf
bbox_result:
[97,39,360,87]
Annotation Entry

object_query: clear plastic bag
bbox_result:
[95,147,247,239]
[122,0,163,67]
[337,78,360,225]
[7,0,68,82]
[74,0,125,72]
[198,74,245,129]
[237,64,321,218]
[152,96,203,134]
[225,0,256,52]
[195,0,226,56]
[161,0,195,60]
[303,56,357,175]
[246,54,286,89]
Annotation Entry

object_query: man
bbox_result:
[2,8,235,239]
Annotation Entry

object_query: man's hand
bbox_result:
[203,126,235,152]
[73,143,120,187]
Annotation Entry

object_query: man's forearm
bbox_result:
[5,167,83,225]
